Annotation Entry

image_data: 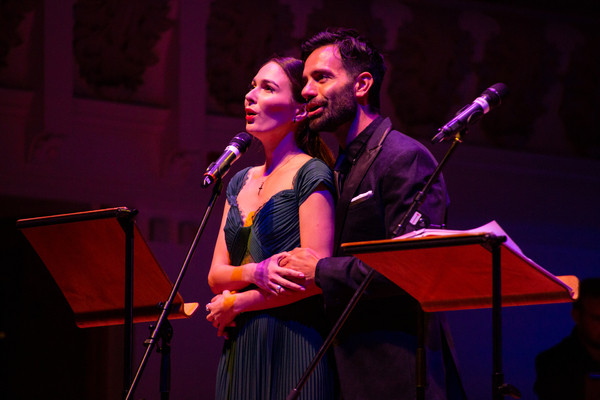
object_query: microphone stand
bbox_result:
[286,129,467,400]
[124,178,224,400]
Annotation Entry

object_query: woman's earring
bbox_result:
[293,117,297,123]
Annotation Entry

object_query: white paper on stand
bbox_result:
[392,220,575,288]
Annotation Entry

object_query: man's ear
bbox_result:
[355,72,374,105]
[294,103,308,122]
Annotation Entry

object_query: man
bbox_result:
[534,278,600,399]
[280,28,466,399]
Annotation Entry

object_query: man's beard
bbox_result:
[309,81,357,133]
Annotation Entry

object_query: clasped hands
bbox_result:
[206,247,321,338]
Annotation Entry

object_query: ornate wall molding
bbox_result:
[28,132,65,164]
[0,0,41,69]
[204,0,600,160]
[73,0,174,99]
[206,0,296,116]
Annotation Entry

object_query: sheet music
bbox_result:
[393,220,580,297]
[394,220,523,254]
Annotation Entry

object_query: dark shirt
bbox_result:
[332,116,383,199]
[340,115,383,166]
[534,327,600,400]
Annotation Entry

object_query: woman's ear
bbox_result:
[355,72,373,105]
[294,103,308,123]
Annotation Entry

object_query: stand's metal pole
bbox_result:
[286,267,375,400]
[416,307,426,400]
[490,236,521,399]
[123,215,135,399]
[125,179,223,400]
[492,241,503,400]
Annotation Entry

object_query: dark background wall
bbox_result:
[1,1,599,399]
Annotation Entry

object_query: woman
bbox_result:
[206,57,337,400]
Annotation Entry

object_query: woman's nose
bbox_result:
[245,87,257,104]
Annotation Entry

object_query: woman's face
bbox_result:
[245,62,298,138]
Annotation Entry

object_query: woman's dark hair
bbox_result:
[301,27,386,111]
[267,56,335,168]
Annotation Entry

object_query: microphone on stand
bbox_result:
[202,132,253,188]
[432,83,508,144]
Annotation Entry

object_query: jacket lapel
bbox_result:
[334,118,393,253]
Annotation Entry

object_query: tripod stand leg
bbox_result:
[159,340,171,400]
[158,319,173,400]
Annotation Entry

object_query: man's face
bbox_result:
[573,297,600,349]
[302,45,357,133]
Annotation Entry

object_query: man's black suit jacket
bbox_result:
[315,117,465,400]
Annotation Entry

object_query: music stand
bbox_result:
[342,232,578,400]
[16,207,198,396]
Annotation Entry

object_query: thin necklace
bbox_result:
[257,153,300,195]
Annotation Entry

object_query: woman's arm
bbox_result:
[207,201,306,295]
[298,184,335,258]
[207,185,335,334]
[207,285,321,337]
[207,202,251,294]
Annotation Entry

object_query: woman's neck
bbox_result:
[262,131,302,173]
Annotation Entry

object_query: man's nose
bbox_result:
[301,80,316,100]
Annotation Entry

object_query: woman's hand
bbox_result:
[206,290,239,339]
[249,253,306,295]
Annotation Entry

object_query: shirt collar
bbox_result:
[339,115,385,164]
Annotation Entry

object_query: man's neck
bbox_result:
[334,105,380,150]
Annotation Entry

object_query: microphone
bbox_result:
[432,83,508,143]
[202,132,252,187]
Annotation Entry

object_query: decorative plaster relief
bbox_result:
[206,0,296,117]
[28,132,65,164]
[73,0,174,98]
[0,0,41,69]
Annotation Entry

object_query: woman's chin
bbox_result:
[246,125,267,136]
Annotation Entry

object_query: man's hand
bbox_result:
[250,253,306,295]
[279,248,323,290]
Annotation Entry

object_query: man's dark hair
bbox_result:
[301,27,386,110]
[573,277,600,310]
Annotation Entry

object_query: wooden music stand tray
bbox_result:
[16,207,198,394]
[342,231,578,400]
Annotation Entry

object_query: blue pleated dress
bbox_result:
[215,158,337,400]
